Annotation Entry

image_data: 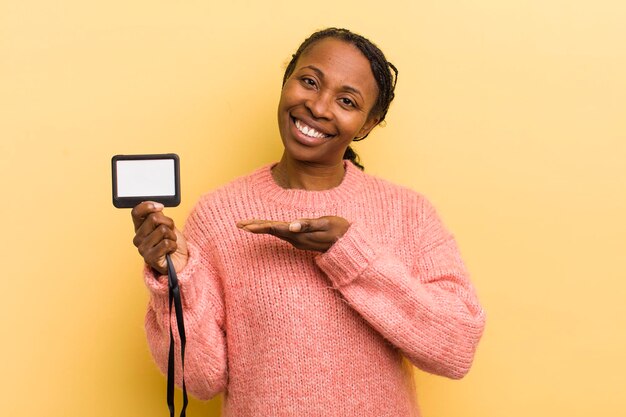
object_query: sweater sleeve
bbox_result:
[314,196,485,379]
[143,201,228,400]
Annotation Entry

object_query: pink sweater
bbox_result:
[144,161,485,416]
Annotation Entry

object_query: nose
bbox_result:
[305,91,333,120]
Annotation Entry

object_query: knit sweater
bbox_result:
[144,161,486,417]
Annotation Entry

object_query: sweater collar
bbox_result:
[247,160,365,209]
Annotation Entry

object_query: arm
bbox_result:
[315,197,485,379]
[142,203,228,400]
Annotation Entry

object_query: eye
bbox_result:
[340,97,356,108]
[301,77,317,88]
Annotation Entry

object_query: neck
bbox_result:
[272,154,346,191]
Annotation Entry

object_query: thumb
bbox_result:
[288,219,310,232]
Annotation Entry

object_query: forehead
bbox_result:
[296,38,378,97]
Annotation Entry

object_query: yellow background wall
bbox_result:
[1,1,624,416]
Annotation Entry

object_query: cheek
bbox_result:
[339,114,369,136]
[279,81,301,105]
[277,93,293,127]
[277,89,288,112]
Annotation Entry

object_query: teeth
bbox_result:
[295,119,329,139]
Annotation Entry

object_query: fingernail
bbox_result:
[152,202,164,210]
[289,222,302,232]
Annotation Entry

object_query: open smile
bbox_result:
[292,117,333,139]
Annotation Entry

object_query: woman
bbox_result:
[131,28,485,416]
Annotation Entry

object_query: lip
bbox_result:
[293,116,334,137]
[289,116,335,146]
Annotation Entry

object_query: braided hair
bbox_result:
[282,28,398,170]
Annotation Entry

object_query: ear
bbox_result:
[355,116,380,139]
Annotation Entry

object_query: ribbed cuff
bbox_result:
[315,223,378,287]
[143,243,202,313]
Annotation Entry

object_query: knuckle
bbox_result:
[163,239,176,250]
[157,214,174,229]
[144,213,156,226]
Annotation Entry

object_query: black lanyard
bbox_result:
[166,254,189,417]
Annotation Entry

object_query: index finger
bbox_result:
[131,201,165,231]
[237,219,291,236]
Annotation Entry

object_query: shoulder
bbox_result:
[349,165,445,229]
[354,166,429,207]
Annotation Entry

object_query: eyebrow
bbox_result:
[300,65,364,100]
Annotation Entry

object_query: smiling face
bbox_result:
[277,37,380,167]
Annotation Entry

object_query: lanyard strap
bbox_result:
[167,254,189,417]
